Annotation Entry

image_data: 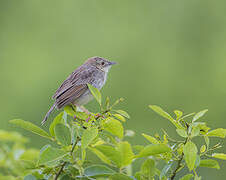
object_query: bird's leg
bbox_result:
[74,104,90,114]
[80,106,90,114]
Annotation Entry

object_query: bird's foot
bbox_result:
[79,105,90,114]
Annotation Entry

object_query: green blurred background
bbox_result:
[1,0,226,179]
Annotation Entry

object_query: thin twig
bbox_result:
[54,137,80,180]
[170,135,189,180]
[170,153,184,180]
[54,162,67,180]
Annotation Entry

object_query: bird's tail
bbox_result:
[41,104,56,125]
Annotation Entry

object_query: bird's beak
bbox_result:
[109,61,117,65]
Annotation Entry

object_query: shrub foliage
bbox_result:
[1,85,226,179]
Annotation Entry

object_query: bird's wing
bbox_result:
[52,65,84,99]
[55,84,88,109]
[52,65,96,109]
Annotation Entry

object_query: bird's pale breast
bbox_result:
[73,69,107,106]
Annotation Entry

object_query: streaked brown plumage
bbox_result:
[41,56,116,125]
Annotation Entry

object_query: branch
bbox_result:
[170,153,184,180]
[54,162,67,180]
[54,137,80,180]
[170,136,189,180]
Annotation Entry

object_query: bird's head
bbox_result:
[86,56,116,72]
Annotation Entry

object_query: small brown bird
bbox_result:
[41,56,116,125]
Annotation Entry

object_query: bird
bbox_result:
[41,56,116,125]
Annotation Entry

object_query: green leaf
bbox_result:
[204,136,209,149]
[174,110,183,119]
[64,105,76,117]
[115,110,130,119]
[88,84,102,106]
[212,153,226,160]
[142,133,160,144]
[89,147,112,165]
[103,117,124,139]
[82,149,86,163]
[200,159,220,169]
[207,128,226,138]
[178,113,195,123]
[20,149,39,162]
[113,114,126,122]
[200,145,206,153]
[84,165,115,177]
[160,162,173,179]
[194,155,200,169]
[74,111,89,120]
[177,143,184,155]
[194,175,202,180]
[116,141,134,167]
[109,173,134,180]
[176,129,187,138]
[10,119,52,140]
[55,124,71,146]
[179,174,194,180]
[149,105,174,121]
[149,105,184,129]
[133,145,145,154]
[111,98,125,108]
[67,166,79,177]
[134,172,143,180]
[60,175,74,180]
[137,144,171,158]
[183,141,198,171]
[81,127,98,149]
[0,130,28,143]
[194,122,210,134]
[20,160,36,170]
[24,174,37,180]
[38,146,68,165]
[94,142,134,168]
[192,109,208,122]
[49,112,64,137]
[95,145,121,167]
[105,96,110,110]
[141,159,155,178]
[191,126,200,138]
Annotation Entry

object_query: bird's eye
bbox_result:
[101,62,105,66]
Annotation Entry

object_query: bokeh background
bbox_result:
[1,0,226,179]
